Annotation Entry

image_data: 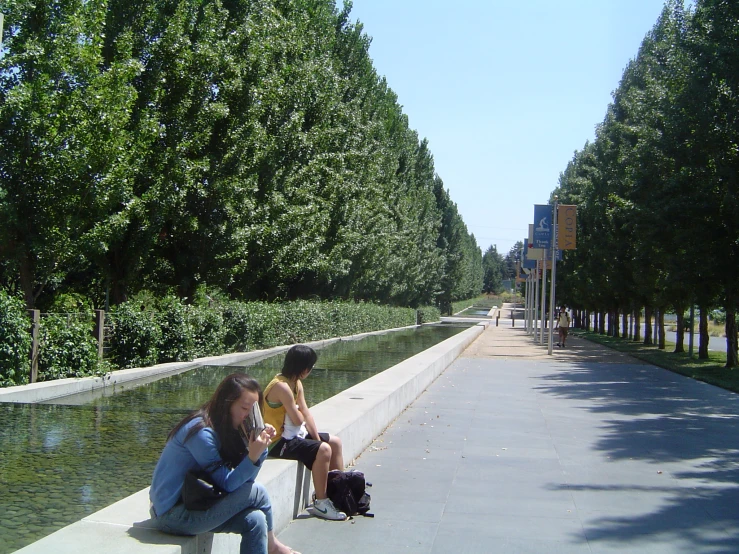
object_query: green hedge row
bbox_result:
[0,292,441,385]
[0,291,31,386]
[0,292,105,386]
[108,297,436,370]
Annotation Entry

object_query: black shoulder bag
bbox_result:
[182,469,226,511]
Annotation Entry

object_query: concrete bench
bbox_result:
[15,322,486,553]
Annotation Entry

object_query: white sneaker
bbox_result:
[307,498,347,520]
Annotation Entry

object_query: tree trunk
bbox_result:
[634,310,641,342]
[622,311,628,339]
[658,309,665,350]
[612,309,619,337]
[584,310,590,331]
[598,311,605,334]
[725,308,738,368]
[699,305,709,360]
[19,254,35,310]
[607,310,614,337]
[644,306,653,346]
[675,311,685,353]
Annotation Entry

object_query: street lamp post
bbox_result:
[548,197,559,354]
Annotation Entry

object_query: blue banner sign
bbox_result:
[533,204,552,249]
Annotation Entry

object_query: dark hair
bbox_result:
[168,373,262,467]
[281,345,317,379]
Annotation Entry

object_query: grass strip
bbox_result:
[571,329,738,394]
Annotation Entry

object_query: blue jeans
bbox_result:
[152,481,272,554]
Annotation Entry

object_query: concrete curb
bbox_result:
[15,322,486,554]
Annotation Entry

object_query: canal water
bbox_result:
[0,324,469,553]
[456,307,491,317]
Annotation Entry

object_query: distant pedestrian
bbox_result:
[556,307,571,347]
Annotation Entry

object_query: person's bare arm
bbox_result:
[296,381,320,440]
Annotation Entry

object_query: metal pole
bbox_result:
[534,260,540,341]
[548,198,558,354]
[540,250,547,345]
[523,275,528,331]
[527,274,533,333]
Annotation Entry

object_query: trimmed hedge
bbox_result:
[38,314,102,381]
[157,295,195,363]
[2,295,440,382]
[0,291,31,386]
[108,302,162,369]
[417,305,441,324]
[111,298,421,369]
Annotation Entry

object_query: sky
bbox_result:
[339,0,673,256]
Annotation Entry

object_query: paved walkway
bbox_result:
[277,318,739,553]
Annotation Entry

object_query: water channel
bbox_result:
[0,323,470,553]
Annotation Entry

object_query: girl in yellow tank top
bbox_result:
[262,345,347,521]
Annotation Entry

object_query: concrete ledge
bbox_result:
[15,322,485,554]
[0,326,419,404]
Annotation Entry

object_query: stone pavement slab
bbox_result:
[277,321,739,554]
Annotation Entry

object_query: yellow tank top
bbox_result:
[262,374,297,445]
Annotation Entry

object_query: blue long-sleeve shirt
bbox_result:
[150,417,266,516]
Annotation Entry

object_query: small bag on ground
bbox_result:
[326,469,372,517]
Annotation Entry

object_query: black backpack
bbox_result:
[326,470,373,517]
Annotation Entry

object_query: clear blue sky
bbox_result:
[339,0,674,256]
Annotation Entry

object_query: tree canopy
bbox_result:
[0,0,483,310]
[554,0,739,367]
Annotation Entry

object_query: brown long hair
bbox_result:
[168,373,263,467]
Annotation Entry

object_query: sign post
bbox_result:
[540,248,547,345]
[548,198,559,354]
[533,205,552,345]
[548,202,577,354]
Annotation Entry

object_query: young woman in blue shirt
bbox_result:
[149,373,299,554]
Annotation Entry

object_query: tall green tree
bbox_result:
[0,0,140,308]
[482,245,503,294]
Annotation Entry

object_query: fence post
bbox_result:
[94,309,105,360]
[28,309,40,383]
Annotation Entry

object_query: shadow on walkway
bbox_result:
[534,353,739,553]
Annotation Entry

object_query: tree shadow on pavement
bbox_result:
[536,360,739,553]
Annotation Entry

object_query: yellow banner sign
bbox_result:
[558,205,577,250]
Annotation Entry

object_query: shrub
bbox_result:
[37,313,101,381]
[711,310,727,325]
[47,292,94,314]
[417,306,441,324]
[188,304,226,358]
[109,301,162,369]
[223,301,281,352]
[156,295,195,363]
[0,291,31,386]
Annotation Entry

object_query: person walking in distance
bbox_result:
[556,307,571,348]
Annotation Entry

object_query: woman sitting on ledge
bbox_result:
[149,373,299,554]
[263,345,347,521]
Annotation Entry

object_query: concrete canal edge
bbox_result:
[14,321,487,554]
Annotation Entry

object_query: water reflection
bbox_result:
[0,324,469,553]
